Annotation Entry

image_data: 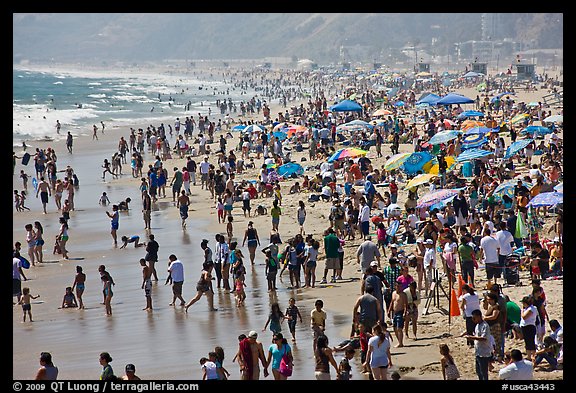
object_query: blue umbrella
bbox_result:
[461,134,489,149]
[428,130,461,145]
[277,162,304,177]
[416,93,441,105]
[520,126,553,136]
[464,126,492,135]
[527,192,563,208]
[504,139,534,159]
[346,119,374,129]
[436,93,474,105]
[329,99,363,112]
[394,100,405,107]
[401,151,434,175]
[491,92,515,103]
[493,180,532,201]
[458,110,485,119]
[273,131,288,141]
[456,148,493,162]
[232,124,246,132]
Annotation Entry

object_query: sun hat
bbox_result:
[248,330,258,339]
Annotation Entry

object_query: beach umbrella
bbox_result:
[461,134,489,149]
[416,189,460,209]
[277,162,304,177]
[347,119,374,129]
[460,120,485,131]
[504,139,534,159]
[510,113,529,124]
[273,122,294,131]
[401,151,434,175]
[428,130,461,145]
[394,100,405,107]
[384,152,411,171]
[490,92,516,103]
[372,108,393,116]
[543,114,563,124]
[243,124,266,134]
[329,99,363,112]
[520,126,553,136]
[493,180,532,202]
[463,71,484,78]
[456,148,493,162]
[527,192,563,208]
[285,125,307,137]
[423,155,457,175]
[554,183,563,193]
[527,102,539,107]
[327,147,368,163]
[273,131,288,141]
[404,173,436,190]
[436,93,474,105]
[232,124,247,132]
[457,110,485,119]
[370,119,387,127]
[464,126,492,135]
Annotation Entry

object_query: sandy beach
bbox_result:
[13,64,563,381]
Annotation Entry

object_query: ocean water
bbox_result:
[13,67,253,147]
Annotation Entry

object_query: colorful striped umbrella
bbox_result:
[384,153,411,171]
[456,148,494,162]
[401,151,434,174]
[416,189,460,209]
[464,126,492,135]
[404,173,436,190]
[527,192,563,208]
[285,125,308,137]
[461,134,489,149]
[428,130,461,145]
[243,124,266,134]
[504,139,533,159]
[460,120,485,131]
[327,147,368,163]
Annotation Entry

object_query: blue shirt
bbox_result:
[150,172,158,187]
[268,343,291,370]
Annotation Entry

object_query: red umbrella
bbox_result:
[435,119,456,129]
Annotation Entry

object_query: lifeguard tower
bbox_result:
[417,63,430,73]
[472,62,487,75]
[515,63,536,81]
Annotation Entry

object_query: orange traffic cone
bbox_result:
[450,288,460,317]
[457,274,465,297]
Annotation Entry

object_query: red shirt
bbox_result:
[389,182,398,194]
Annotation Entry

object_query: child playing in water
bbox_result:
[61,286,78,308]
[235,276,246,307]
[119,235,145,249]
[18,287,40,322]
[99,192,111,206]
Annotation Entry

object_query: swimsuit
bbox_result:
[76,282,85,291]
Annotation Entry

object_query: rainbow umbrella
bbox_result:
[416,189,460,209]
[384,153,411,171]
[527,192,563,208]
[327,147,368,163]
[510,113,529,124]
[401,151,434,175]
[404,173,436,190]
[461,134,488,149]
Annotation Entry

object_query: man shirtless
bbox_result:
[35,177,51,214]
[140,258,153,311]
[176,190,190,229]
[238,331,269,380]
[388,281,408,348]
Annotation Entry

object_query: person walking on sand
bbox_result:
[388,281,408,348]
[464,309,493,380]
[71,265,86,309]
[242,221,260,265]
[167,254,186,306]
[238,331,269,380]
[25,224,36,267]
[185,261,218,312]
[66,132,73,153]
[33,221,45,264]
[102,159,117,180]
[364,323,392,380]
[314,334,340,380]
[102,273,113,316]
[56,217,70,259]
[36,177,51,214]
[144,234,159,281]
[265,333,293,380]
[170,167,183,203]
[177,190,190,229]
[439,344,460,380]
[106,205,119,246]
[140,258,153,311]
[142,189,152,230]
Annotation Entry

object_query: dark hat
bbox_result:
[125,364,135,373]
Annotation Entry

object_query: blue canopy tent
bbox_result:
[416,93,441,106]
[329,99,363,112]
[277,162,304,177]
[458,110,485,119]
[436,93,474,105]
[504,139,534,159]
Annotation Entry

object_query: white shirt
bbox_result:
[407,214,418,229]
[520,305,538,326]
[436,213,447,225]
[359,205,371,222]
[306,246,319,262]
[200,161,210,174]
[201,361,218,380]
[480,235,500,264]
[498,360,534,380]
[495,230,514,256]
[423,247,436,269]
[242,191,250,200]
[168,259,184,282]
[459,292,481,317]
